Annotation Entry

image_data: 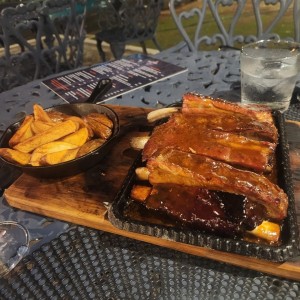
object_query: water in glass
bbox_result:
[241,41,300,112]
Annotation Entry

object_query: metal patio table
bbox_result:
[0,45,300,299]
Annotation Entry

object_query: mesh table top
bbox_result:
[1,226,300,300]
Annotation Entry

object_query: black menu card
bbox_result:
[42,54,187,103]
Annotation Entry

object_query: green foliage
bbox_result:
[151,5,294,50]
[86,2,294,51]
[0,0,21,3]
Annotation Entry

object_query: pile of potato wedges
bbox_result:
[0,104,113,166]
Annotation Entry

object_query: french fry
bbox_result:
[84,117,112,139]
[40,148,79,165]
[31,120,55,134]
[60,127,89,146]
[30,141,78,166]
[2,104,114,167]
[33,104,53,123]
[76,138,105,158]
[47,111,68,122]
[85,113,113,129]
[67,116,87,127]
[14,120,79,153]
[0,148,31,165]
[9,115,34,148]
[66,116,94,138]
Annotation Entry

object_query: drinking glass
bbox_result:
[240,40,300,112]
[0,221,29,276]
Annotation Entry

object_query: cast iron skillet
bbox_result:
[0,103,119,178]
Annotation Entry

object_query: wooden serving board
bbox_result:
[4,105,300,281]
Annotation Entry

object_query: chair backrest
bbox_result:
[95,0,163,42]
[169,0,299,52]
[0,0,86,93]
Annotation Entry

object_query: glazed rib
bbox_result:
[142,114,276,173]
[182,93,278,142]
[176,110,277,143]
[130,184,281,242]
[131,184,242,237]
[182,93,275,125]
[146,149,288,220]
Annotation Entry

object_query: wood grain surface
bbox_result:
[4,105,300,281]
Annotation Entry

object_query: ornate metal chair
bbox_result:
[94,0,163,61]
[0,0,86,92]
[169,0,299,53]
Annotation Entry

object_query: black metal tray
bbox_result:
[108,111,300,262]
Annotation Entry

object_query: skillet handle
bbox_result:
[86,78,112,104]
[0,161,22,196]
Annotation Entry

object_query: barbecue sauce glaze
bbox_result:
[127,184,266,239]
